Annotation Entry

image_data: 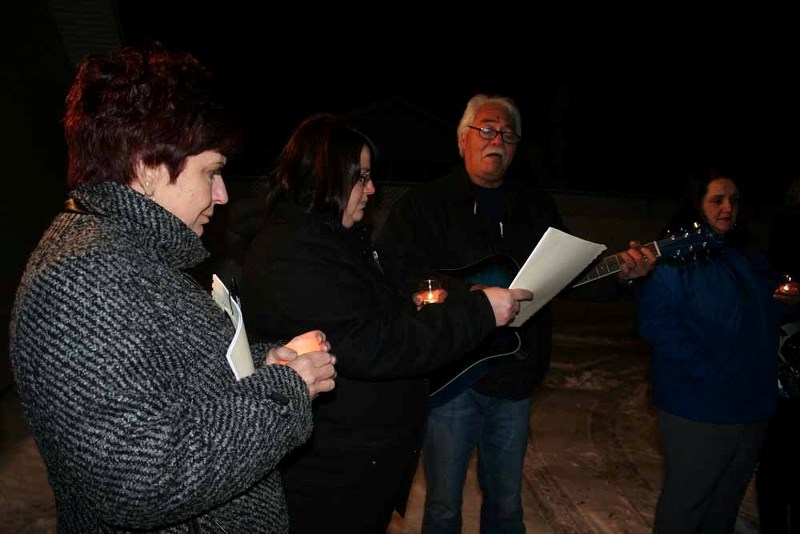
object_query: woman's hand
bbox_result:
[412,289,449,311]
[287,350,337,399]
[267,330,330,366]
[265,330,336,398]
[774,282,800,306]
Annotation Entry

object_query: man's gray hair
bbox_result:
[456,94,522,157]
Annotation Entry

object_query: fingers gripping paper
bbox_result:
[211,274,255,380]
[508,228,606,327]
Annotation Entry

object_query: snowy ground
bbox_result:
[391,300,762,533]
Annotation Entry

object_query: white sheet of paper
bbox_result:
[211,274,255,380]
[508,227,606,327]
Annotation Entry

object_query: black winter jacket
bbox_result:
[231,197,497,517]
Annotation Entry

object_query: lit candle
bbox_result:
[423,289,444,304]
[286,337,322,355]
[277,336,323,365]
[780,283,799,296]
[418,279,444,305]
[779,274,798,295]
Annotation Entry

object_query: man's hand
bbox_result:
[617,240,657,281]
[482,287,534,326]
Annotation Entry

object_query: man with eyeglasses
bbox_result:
[377,93,655,533]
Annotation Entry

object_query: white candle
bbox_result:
[286,337,322,355]
[422,289,444,304]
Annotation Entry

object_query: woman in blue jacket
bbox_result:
[638,165,798,533]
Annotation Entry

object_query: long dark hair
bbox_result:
[267,113,377,216]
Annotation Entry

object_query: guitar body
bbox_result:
[436,253,520,288]
[428,254,521,407]
[428,331,522,407]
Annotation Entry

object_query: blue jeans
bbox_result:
[422,388,531,534]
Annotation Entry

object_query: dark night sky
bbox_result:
[113,3,799,200]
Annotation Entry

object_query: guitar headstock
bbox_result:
[659,222,722,264]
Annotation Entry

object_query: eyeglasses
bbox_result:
[358,170,372,186]
[467,125,521,144]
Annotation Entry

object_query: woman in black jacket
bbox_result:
[233,113,531,533]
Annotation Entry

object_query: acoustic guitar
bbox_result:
[429,254,521,407]
[428,223,720,406]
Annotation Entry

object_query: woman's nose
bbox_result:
[214,176,229,205]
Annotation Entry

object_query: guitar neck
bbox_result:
[571,241,660,288]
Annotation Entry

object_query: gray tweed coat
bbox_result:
[9,182,313,533]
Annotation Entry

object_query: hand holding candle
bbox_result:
[286,330,328,355]
[269,330,337,398]
[414,278,446,309]
[270,330,330,366]
[778,274,800,296]
[775,274,800,307]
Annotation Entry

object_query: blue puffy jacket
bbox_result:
[637,245,781,423]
